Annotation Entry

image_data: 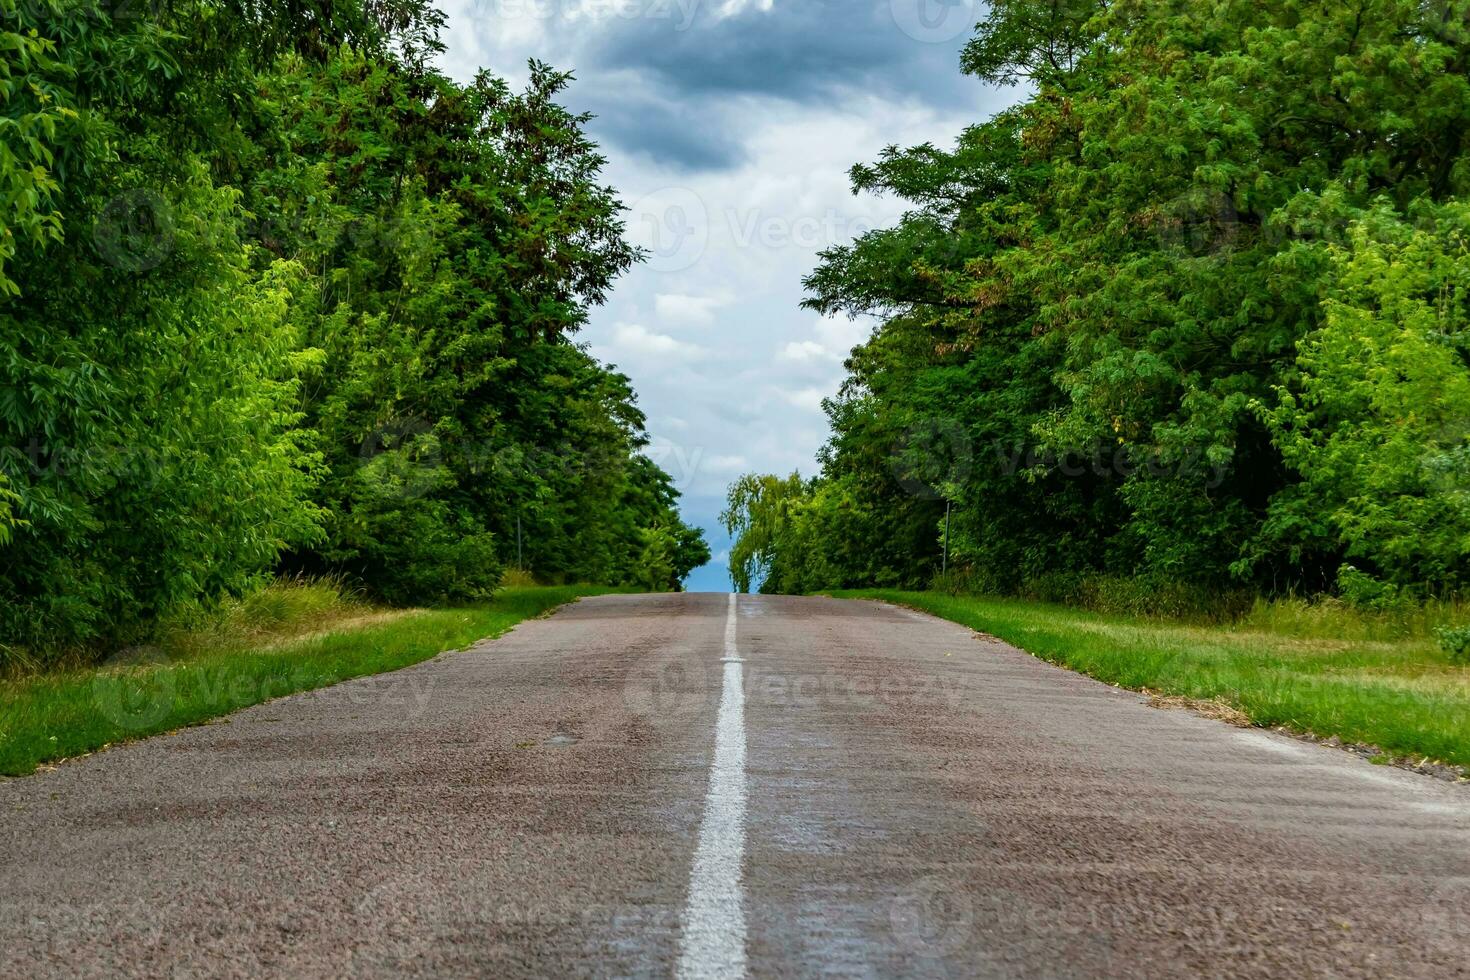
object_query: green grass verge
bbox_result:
[830,590,1470,770]
[0,584,617,777]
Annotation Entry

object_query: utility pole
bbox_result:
[942,499,951,576]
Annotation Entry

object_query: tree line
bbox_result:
[1,0,707,662]
[726,0,1470,610]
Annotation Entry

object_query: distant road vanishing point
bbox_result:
[3,593,1468,978]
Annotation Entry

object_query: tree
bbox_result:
[722,473,807,593]
[1256,202,1470,593]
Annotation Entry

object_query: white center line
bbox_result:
[678,592,749,980]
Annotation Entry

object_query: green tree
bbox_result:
[0,0,73,296]
[0,2,334,651]
[722,473,808,593]
[1257,202,1470,593]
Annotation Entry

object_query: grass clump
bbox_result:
[499,568,540,589]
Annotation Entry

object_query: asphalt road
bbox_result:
[3,593,1469,978]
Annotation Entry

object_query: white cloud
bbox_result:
[606,322,707,359]
[778,340,831,362]
[814,316,872,358]
[778,317,872,364]
[781,387,829,413]
[655,293,727,326]
[706,454,749,472]
[715,0,775,18]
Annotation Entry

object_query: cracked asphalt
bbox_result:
[2,593,1468,978]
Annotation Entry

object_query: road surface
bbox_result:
[2,593,1468,978]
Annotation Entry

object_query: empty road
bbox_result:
[2,593,1468,978]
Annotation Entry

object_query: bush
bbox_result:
[1436,626,1470,665]
[1081,575,1251,621]
[1020,571,1089,606]
[933,567,1009,596]
[934,569,1250,621]
[1337,565,1415,613]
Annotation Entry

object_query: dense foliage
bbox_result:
[0,0,705,660]
[727,0,1470,604]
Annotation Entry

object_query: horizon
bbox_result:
[436,0,1020,590]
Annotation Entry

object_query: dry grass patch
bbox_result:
[1146,692,1253,727]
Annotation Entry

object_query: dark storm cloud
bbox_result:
[475,0,985,171]
[588,1,979,106]
[581,87,749,171]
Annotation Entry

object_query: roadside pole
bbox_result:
[942,499,951,576]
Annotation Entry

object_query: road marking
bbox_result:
[678,593,748,980]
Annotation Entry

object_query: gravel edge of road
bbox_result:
[851,595,1470,788]
[1,591,607,784]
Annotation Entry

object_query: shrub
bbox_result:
[937,569,1250,621]
[1436,626,1470,665]
[1337,565,1413,612]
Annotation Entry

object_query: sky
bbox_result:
[437,0,1019,590]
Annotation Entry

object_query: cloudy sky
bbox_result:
[437,0,1018,590]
